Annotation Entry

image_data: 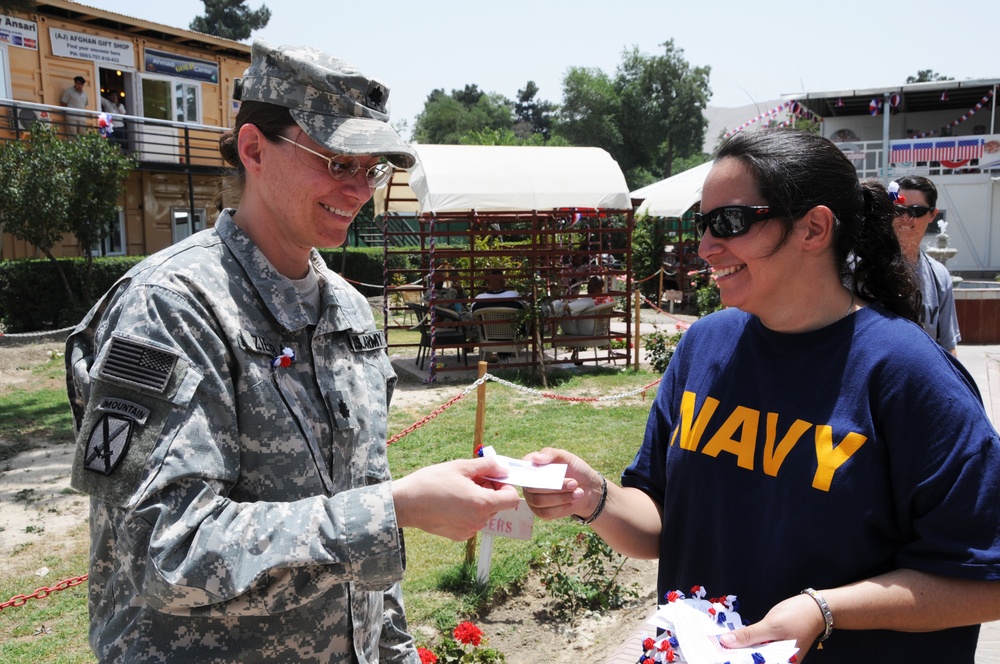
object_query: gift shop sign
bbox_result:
[0,14,38,50]
[49,28,133,66]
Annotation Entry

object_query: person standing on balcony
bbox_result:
[60,75,88,136]
[523,130,1000,662]
[65,40,520,664]
[891,175,961,356]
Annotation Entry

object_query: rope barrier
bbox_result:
[0,575,88,613]
[387,372,662,446]
[3,370,662,614]
[639,294,691,330]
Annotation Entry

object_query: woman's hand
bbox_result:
[719,592,826,661]
[521,447,601,521]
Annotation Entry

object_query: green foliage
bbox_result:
[419,622,505,663]
[0,123,135,303]
[643,329,684,374]
[189,0,270,40]
[906,70,953,84]
[0,256,141,332]
[0,124,75,260]
[555,41,711,188]
[631,216,666,298]
[0,0,35,15]
[513,81,556,141]
[694,275,722,317]
[539,530,638,623]
[555,66,622,156]
[0,248,396,332]
[413,87,515,145]
[616,41,711,181]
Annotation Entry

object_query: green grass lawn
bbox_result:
[0,350,660,660]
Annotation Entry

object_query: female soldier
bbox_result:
[66,41,520,663]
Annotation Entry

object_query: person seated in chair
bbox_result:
[549,276,613,335]
[471,270,524,313]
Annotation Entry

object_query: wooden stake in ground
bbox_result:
[465,360,489,565]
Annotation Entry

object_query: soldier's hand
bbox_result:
[392,458,522,541]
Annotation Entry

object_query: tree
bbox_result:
[413,86,514,144]
[0,124,135,304]
[906,70,954,84]
[616,41,711,181]
[555,41,711,187]
[0,0,35,13]
[65,133,137,300]
[190,0,270,41]
[554,66,622,157]
[514,81,557,141]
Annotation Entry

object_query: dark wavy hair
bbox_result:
[217,101,297,203]
[716,129,920,322]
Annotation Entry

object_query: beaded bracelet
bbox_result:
[801,587,834,643]
[571,474,608,525]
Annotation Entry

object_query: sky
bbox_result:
[80,0,1000,139]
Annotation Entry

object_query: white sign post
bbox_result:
[476,499,534,585]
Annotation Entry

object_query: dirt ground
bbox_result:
[0,340,658,663]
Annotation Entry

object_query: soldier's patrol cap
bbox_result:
[236,40,416,169]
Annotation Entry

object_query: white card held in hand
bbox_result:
[485,454,568,490]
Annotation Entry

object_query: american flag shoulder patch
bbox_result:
[100,337,178,393]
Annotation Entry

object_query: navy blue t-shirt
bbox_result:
[623,305,1000,662]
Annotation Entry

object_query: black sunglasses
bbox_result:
[893,204,934,219]
[694,205,783,239]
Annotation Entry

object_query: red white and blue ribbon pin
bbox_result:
[272,347,295,368]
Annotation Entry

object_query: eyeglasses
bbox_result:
[893,204,934,219]
[276,135,394,188]
[693,205,783,239]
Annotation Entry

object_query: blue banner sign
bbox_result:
[144,48,218,83]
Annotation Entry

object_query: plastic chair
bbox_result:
[472,307,528,362]
[407,302,470,369]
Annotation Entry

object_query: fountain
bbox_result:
[923,220,961,286]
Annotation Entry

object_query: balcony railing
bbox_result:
[1,98,230,172]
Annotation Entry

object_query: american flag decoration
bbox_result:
[913,89,995,138]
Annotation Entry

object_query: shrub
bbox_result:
[540,530,638,623]
[643,329,684,374]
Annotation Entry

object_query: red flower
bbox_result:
[417,647,438,663]
[642,637,655,651]
[666,590,681,603]
[641,658,655,664]
[453,621,483,646]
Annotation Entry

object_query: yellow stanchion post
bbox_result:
[633,288,642,370]
[465,360,489,565]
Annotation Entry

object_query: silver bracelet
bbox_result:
[571,474,608,525]
[801,587,834,643]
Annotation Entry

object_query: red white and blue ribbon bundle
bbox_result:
[272,347,295,368]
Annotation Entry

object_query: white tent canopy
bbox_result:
[632,161,714,218]
[374,144,631,214]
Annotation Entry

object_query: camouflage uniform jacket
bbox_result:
[66,210,417,663]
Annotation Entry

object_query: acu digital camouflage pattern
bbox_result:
[238,39,417,169]
[65,211,418,663]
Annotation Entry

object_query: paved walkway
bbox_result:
[601,342,1000,663]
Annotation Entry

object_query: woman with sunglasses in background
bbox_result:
[523,130,1000,662]
[891,175,961,355]
[66,41,521,663]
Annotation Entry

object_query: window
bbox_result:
[172,207,206,243]
[0,47,10,99]
[141,76,200,123]
[92,209,126,257]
